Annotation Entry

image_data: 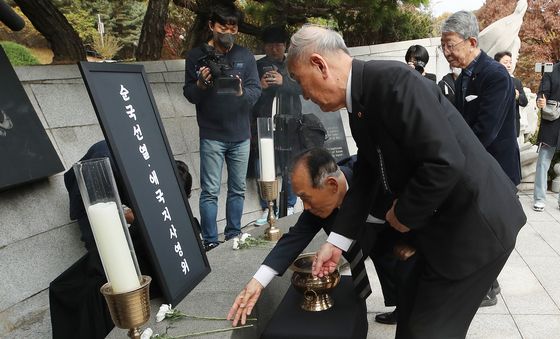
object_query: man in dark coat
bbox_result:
[287,25,526,339]
[227,148,416,328]
[441,11,521,187]
[533,62,560,211]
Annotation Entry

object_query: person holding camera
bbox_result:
[404,45,436,82]
[532,62,560,212]
[184,4,261,251]
[251,25,302,225]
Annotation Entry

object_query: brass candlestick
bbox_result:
[101,275,152,339]
[258,178,282,241]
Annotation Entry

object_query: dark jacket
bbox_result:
[332,59,526,280]
[262,156,396,275]
[536,63,560,147]
[454,51,521,185]
[513,76,528,136]
[438,73,457,107]
[183,44,261,142]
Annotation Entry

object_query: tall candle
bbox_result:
[87,201,141,293]
[259,138,275,181]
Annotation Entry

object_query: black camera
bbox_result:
[198,44,240,95]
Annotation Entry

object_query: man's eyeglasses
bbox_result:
[438,39,468,53]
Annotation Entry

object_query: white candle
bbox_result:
[259,138,275,181]
[87,201,141,293]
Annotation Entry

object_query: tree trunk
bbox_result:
[14,0,86,64]
[135,0,170,61]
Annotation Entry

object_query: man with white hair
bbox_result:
[288,25,525,338]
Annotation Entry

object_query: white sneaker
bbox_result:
[287,207,294,216]
[255,209,269,226]
[533,201,545,212]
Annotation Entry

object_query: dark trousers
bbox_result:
[396,248,513,339]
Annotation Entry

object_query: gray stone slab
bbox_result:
[523,256,560,307]
[147,72,164,83]
[151,83,175,118]
[349,45,372,57]
[167,83,196,117]
[0,175,68,247]
[180,116,200,153]
[466,314,521,338]
[514,224,558,257]
[51,126,104,169]
[0,224,85,311]
[499,252,560,315]
[513,314,560,339]
[163,71,185,83]
[164,59,185,72]
[530,221,560,255]
[31,83,98,128]
[0,290,51,339]
[162,117,188,156]
[22,84,47,128]
[132,61,167,73]
[15,64,80,82]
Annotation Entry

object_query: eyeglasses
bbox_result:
[438,39,468,53]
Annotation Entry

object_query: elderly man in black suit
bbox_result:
[287,25,526,339]
[441,10,521,306]
[227,148,415,328]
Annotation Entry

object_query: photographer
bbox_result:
[183,4,260,251]
[251,26,302,225]
[532,62,560,212]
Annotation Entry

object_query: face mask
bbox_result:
[452,67,462,76]
[216,32,236,49]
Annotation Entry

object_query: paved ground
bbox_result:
[366,191,560,339]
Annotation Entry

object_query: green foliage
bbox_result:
[0,41,39,66]
[54,0,146,59]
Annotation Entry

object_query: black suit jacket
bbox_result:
[332,59,526,280]
[454,51,521,185]
[261,157,393,276]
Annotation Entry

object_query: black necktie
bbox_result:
[345,240,371,300]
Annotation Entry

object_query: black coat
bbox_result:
[512,77,528,136]
[331,59,526,281]
[438,73,457,107]
[536,63,560,147]
[454,51,521,185]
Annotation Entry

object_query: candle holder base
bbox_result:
[264,226,282,241]
[101,275,151,339]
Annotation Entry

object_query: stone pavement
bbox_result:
[366,191,560,339]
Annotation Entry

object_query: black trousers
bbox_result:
[396,248,513,339]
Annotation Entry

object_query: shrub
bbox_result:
[0,41,39,66]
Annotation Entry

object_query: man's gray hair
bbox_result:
[287,25,350,63]
[442,11,479,40]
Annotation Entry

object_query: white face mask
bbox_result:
[451,67,462,76]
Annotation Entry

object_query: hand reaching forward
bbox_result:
[312,242,342,277]
[227,278,263,327]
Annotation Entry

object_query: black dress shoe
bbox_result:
[492,280,501,295]
[203,242,219,252]
[479,287,497,307]
[375,310,397,325]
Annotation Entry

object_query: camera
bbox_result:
[198,44,240,95]
[535,62,554,73]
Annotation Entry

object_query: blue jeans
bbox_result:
[199,139,249,243]
[533,143,558,204]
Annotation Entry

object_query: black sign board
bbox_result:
[0,46,64,190]
[79,62,210,305]
[301,99,350,161]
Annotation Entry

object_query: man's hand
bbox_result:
[260,74,270,89]
[386,199,410,233]
[312,242,342,277]
[227,278,263,327]
[537,94,546,109]
[393,242,416,260]
[196,66,212,89]
[236,76,243,97]
[265,70,283,86]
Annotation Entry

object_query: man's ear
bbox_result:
[310,53,328,77]
[325,176,339,192]
[208,21,213,32]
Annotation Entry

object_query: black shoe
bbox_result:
[374,310,397,325]
[203,242,219,252]
[479,288,497,307]
[492,280,501,295]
